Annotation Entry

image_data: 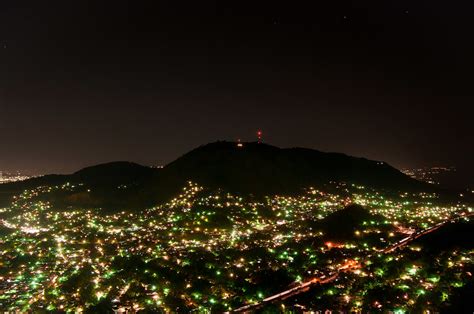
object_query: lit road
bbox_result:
[232,212,472,313]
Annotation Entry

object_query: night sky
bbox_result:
[0,1,473,180]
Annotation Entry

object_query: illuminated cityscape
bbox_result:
[1,1,473,312]
[0,179,472,312]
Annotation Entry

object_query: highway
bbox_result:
[232,212,471,313]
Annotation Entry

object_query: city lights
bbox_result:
[0,181,472,312]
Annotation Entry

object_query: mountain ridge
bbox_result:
[0,141,430,209]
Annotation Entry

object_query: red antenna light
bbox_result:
[257,130,263,143]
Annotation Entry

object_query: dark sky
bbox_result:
[0,0,473,178]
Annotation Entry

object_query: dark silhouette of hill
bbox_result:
[0,142,429,210]
[73,161,154,186]
[313,204,384,240]
[0,161,153,193]
[414,219,474,251]
[157,142,426,196]
[0,162,158,208]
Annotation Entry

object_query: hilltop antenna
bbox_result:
[257,130,263,143]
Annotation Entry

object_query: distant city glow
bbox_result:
[0,171,31,184]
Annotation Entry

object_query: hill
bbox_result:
[413,219,474,251]
[0,162,158,208]
[158,142,425,195]
[0,142,430,210]
[317,204,382,240]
